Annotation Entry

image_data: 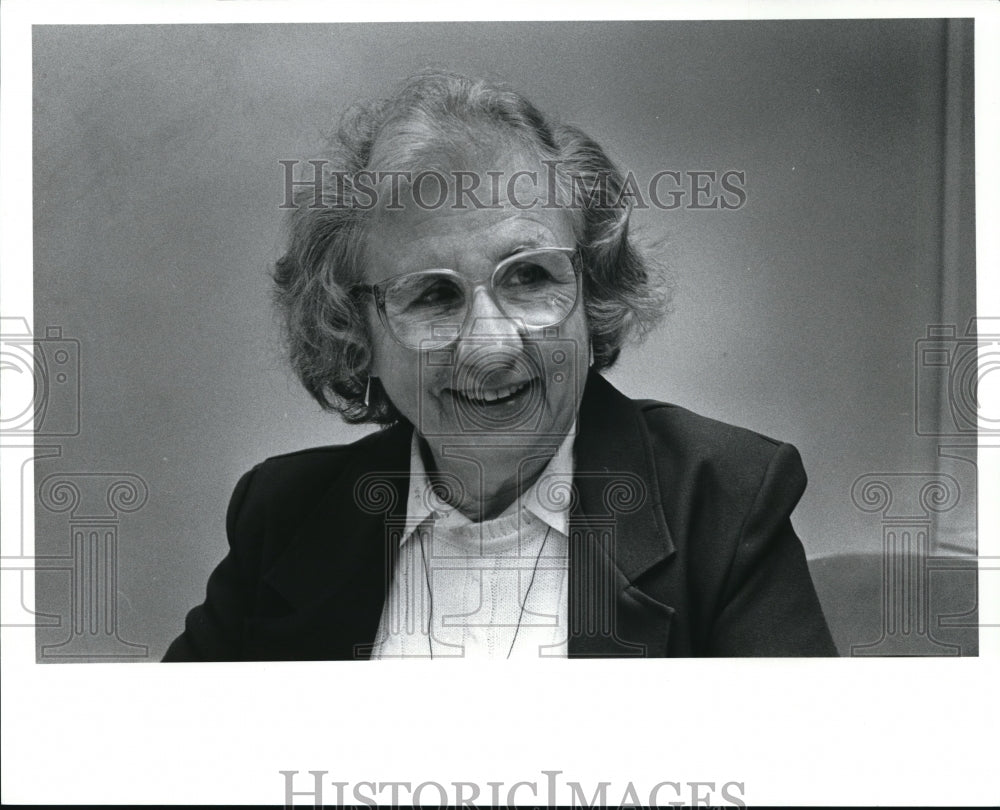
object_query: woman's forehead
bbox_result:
[365,202,576,280]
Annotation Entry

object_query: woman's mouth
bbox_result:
[452,379,532,406]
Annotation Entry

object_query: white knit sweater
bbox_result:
[370,431,573,660]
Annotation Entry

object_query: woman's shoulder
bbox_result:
[586,372,797,471]
[636,398,786,451]
[632,397,806,498]
[232,424,412,514]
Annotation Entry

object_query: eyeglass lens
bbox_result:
[382,250,577,347]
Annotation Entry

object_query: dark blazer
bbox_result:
[164,372,836,660]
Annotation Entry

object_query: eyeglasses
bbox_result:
[354,247,580,350]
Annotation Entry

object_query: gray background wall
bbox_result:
[31,20,976,660]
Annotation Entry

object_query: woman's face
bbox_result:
[364,162,590,459]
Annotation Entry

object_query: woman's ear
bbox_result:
[363,305,384,380]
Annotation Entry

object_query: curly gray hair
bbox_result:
[274,70,667,424]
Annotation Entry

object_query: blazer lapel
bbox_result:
[568,371,677,657]
[254,423,412,660]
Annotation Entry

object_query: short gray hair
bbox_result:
[274,70,668,424]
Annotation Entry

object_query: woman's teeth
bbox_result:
[463,381,529,404]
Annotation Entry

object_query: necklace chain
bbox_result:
[417,521,552,659]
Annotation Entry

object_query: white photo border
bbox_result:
[2,0,998,805]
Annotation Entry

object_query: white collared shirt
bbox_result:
[370,428,575,659]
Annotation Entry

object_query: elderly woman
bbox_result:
[164,71,836,660]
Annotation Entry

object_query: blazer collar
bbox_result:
[262,370,676,658]
[572,370,676,579]
[264,416,412,612]
[567,371,676,657]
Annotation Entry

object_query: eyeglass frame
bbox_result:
[352,246,582,350]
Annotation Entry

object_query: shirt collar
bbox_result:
[402,424,576,543]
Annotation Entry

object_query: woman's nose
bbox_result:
[462,285,525,343]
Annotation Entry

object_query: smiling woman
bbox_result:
[163,70,836,660]
[361,161,588,523]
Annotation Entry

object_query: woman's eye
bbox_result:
[507,263,550,286]
[412,281,460,307]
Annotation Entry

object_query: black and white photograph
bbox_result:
[2,1,998,806]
